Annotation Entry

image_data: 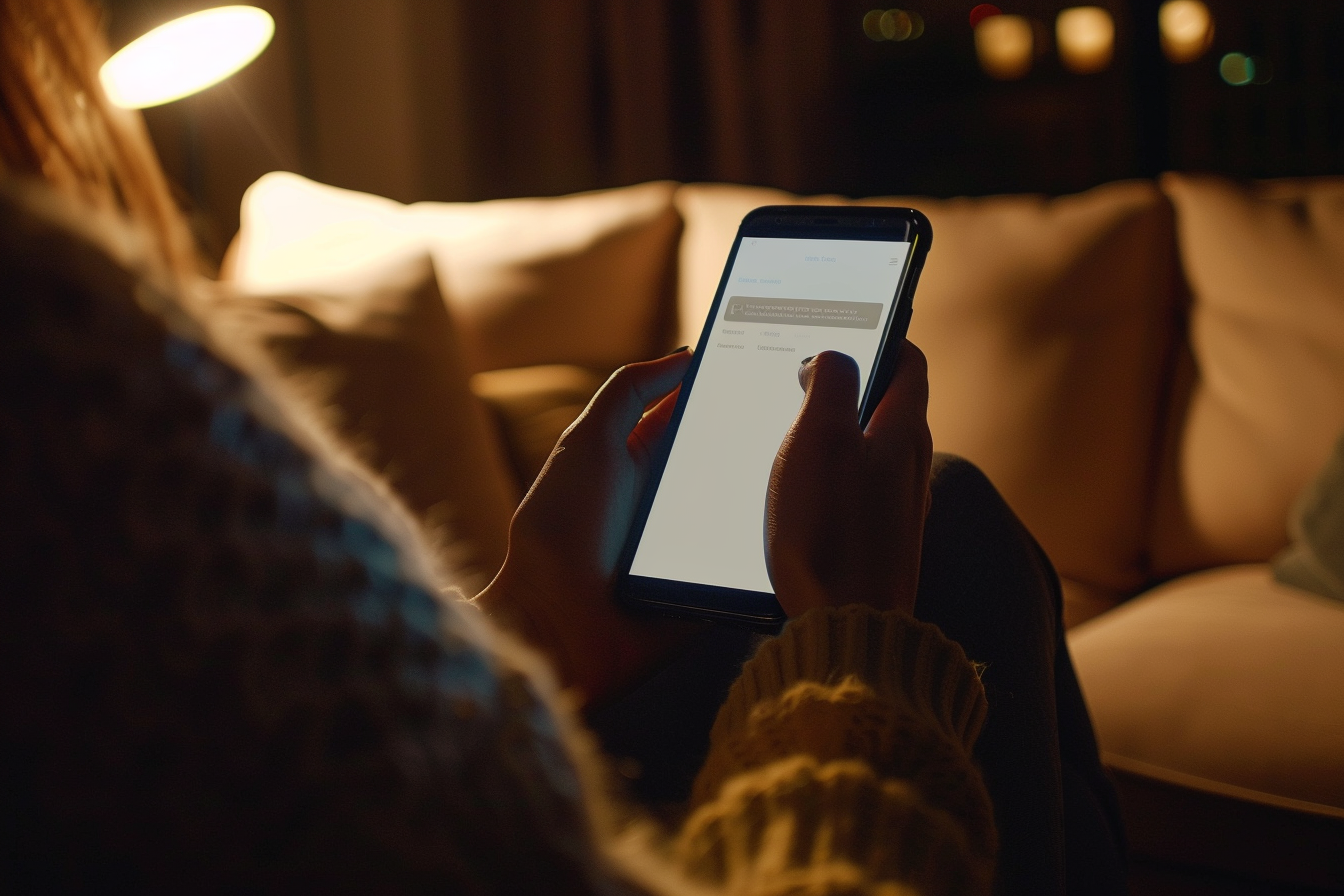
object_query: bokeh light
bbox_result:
[1057,7,1114,74]
[881,9,913,41]
[969,4,1002,29]
[863,9,885,41]
[865,9,919,42]
[1219,52,1273,86]
[1159,0,1214,64]
[1220,52,1254,85]
[976,14,1033,80]
[100,5,274,109]
[863,9,925,42]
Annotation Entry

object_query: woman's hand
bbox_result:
[766,343,933,617]
[474,349,700,707]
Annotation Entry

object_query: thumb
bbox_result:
[561,349,692,454]
[769,350,861,528]
[795,350,861,438]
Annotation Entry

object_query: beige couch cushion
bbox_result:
[228,172,682,374]
[1150,174,1344,578]
[202,254,518,594]
[471,364,609,489]
[676,183,1180,623]
[1069,563,1344,812]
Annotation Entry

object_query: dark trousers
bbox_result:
[588,455,1127,896]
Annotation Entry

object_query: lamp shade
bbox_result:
[100,5,274,109]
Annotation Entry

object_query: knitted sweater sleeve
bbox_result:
[674,605,996,896]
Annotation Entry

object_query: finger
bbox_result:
[795,350,861,436]
[767,351,861,555]
[563,349,692,452]
[628,386,680,466]
[863,340,930,448]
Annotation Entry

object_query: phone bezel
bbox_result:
[615,205,932,631]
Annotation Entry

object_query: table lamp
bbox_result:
[100,5,274,109]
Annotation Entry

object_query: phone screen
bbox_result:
[629,235,912,595]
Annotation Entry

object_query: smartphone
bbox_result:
[615,205,932,630]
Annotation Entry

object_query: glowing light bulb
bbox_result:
[100,6,274,109]
[976,14,1033,80]
[1057,7,1114,74]
[1159,0,1214,64]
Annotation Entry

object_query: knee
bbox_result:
[929,453,1007,519]
[922,453,1062,628]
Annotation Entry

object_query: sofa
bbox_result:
[207,171,1344,893]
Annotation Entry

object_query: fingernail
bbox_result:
[662,345,690,358]
[797,356,816,391]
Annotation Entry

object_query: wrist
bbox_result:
[474,560,547,646]
[773,560,910,617]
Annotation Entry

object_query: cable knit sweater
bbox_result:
[680,608,994,896]
[0,182,994,895]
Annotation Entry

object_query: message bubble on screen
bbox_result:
[724,297,884,329]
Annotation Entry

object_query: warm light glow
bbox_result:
[863,9,924,42]
[863,9,885,41]
[969,4,1002,29]
[908,11,925,39]
[1159,0,1214,64]
[881,9,913,41]
[976,14,1033,80]
[1057,7,1114,74]
[100,6,274,109]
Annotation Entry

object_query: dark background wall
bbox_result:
[100,0,1344,258]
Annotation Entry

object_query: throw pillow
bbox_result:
[202,253,519,594]
[228,172,683,375]
[1273,431,1344,603]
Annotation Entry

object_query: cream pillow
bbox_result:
[203,253,519,594]
[228,172,682,374]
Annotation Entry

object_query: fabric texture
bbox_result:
[1274,431,1344,603]
[228,172,683,375]
[681,607,995,896]
[592,454,1126,896]
[200,253,519,594]
[0,183,611,894]
[1149,174,1344,578]
[676,182,1181,626]
[3,179,999,896]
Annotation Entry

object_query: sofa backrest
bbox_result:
[1147,174,1344,580]
[676,182,1182,620]
[221,171,1344,619]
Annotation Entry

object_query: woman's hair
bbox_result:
[0,0,200,280]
